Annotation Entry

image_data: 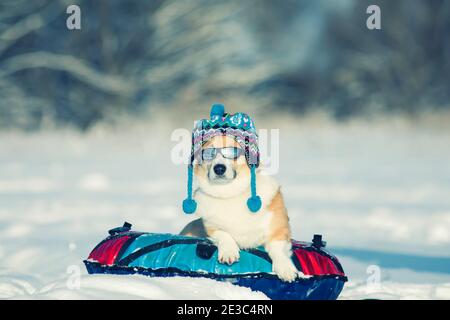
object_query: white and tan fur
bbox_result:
[180,135,298,282]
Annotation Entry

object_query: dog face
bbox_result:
[194,135,250,198]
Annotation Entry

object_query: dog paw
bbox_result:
[273,260,298,282]
[217,242,240,265]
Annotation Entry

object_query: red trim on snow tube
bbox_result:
[88,235,131,265]
[293,248,344,276]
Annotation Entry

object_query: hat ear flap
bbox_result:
[182,164,197,214]
[247,165,262,213]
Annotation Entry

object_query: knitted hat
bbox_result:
[182,104,262,214]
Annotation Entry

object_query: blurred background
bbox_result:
[0,0,450,299]
[1,0,450,128]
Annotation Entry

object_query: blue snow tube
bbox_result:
[84,223,347,300]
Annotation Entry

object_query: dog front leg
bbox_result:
[209,230,240,265]
[265,240,298,282]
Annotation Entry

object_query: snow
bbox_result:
[7,275,268,300]
[1,114,449,299]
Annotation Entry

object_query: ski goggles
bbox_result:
[201,147,244,161]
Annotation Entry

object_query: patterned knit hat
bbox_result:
[182,104,262,214]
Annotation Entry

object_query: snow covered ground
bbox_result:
[1,114,449,299]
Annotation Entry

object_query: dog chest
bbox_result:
[195,193,272,246]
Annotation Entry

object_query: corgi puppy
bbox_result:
[180,135,298,282]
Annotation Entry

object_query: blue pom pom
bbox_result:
[183,198,197,214]
[247,196,262,213]
[210,104,225,118]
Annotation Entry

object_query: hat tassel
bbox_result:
[182,164,197,214]
[247,165,262,213]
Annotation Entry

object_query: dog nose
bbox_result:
[213,164,226,176]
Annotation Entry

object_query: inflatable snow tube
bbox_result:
[84,223,347,300]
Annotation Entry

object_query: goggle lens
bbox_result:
[201,147,243,161]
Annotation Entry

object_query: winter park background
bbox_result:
[1,0,450,299]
